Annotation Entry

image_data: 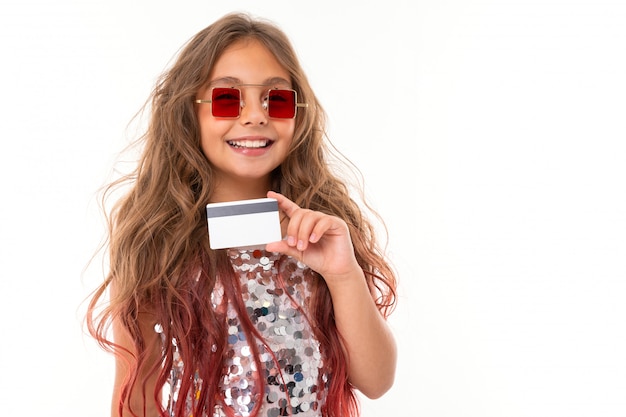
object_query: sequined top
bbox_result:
[162,248,327,417]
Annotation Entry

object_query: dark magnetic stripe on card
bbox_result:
[206,201,278,218]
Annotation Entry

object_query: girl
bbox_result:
[87,12,397,417]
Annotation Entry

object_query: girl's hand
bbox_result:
[266,192,397,399]
[265,191,361,283]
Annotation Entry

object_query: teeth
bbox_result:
[228,140,269,148]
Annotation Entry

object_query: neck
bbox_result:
[210,176,273,203]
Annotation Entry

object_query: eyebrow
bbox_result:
[208,76,291,88]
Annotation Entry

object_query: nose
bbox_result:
[239,92,268,125]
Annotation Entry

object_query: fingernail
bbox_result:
[297,240,305,250]
[287,236,296,246]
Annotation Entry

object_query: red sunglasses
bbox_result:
[195,86,308,119]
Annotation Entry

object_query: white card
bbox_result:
[206,198,281,249]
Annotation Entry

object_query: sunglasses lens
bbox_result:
[267,89,296,118]
[211,88,241,117]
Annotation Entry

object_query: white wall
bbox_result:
[1,1,624,416]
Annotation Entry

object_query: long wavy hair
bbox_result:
[87,12,397,417]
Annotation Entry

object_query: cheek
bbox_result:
[286,125,297,152]
[280,121,296,143]
[198,119,229,160]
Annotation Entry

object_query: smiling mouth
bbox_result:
[227,139,273,149]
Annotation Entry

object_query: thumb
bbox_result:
[265,238,300,259]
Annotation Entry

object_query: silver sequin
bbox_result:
[163,248,326,417]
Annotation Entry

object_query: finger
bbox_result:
[266,191,299,246]
[284,206,308,249]
[293,211,323,251]
[308,215,336,243]
[267,191,300,218]
[265,238,302,260]
[264,238,288,254]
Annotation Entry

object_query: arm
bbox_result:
[323,267,397,398]
[265,191,397,398]
[110,283,163,417]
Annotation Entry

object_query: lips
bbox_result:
[226,138,274,149]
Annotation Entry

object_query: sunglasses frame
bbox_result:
[195,84,308,119]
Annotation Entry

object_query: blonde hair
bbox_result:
[87,12,396,417]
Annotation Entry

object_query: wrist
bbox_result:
[323,264,368,293]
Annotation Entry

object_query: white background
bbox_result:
[1,1,625,416]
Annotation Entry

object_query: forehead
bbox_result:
[208,39,291,87]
